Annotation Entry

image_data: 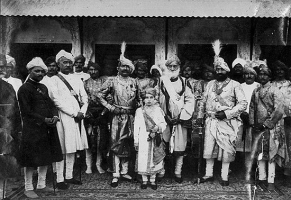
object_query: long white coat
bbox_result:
[49,72,89,154]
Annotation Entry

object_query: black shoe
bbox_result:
[65,178,82,185]
[56,182,69,190]
[140,183,147,189]
[175,176,183,184]
[220,180,229,186]
[110,178,119,188]
[150,183,157,190]
[257,180,267,188]
[199,176,214,184]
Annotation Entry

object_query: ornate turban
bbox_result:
[212,40,230,72]
[0,54,7,66]
[145,87,157,97]
[75,54,86,63]
[150,65,162,75]
[232,58,246,68]
[6,55,16,68]
[26,57,48,72]
[87,61,101,71]
[244,66,257,76]
[214,57,230,72]
[165,55,181,67]
[258,65,271,76]
[56,50,74,63]
[119,42,135,73]
[251,60,267,69]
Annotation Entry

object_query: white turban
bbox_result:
[244,66,257,76]
[56,50,74,63]
[26,57,48,72]
[6,55,16,67]
[150,65,162,75]
[214,56,230,72]
[119,55,135,73]
[232,58,246,68]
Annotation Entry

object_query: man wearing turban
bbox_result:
[49,50,89,189]
[231,58,247,84]
[134,59,152,98]
[197,56,247,186]
[17,57,63,198]
[73,55,90,81]
[249,64,287,190]
[83,61,109,174]
[97,42,139,187]
[158,55,194,183]
[271,60,291,187]
[1,55,23,94]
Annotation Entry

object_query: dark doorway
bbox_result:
[95,44,155,77]
[10,43,72,81]
[260,45,291,70]
[178,44,237,69]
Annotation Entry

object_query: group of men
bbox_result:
[1,41,291,198]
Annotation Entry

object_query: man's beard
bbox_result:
[165,68,180,79]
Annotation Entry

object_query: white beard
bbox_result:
[164,68,180,79]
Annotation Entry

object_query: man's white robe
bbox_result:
[49,72,89,154]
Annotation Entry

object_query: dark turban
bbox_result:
[273,60,288,72]
[74,55,86,63]
[45,56,56,66]
[87,61,101,71]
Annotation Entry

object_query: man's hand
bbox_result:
[45,118,57,127]
[196,118,203,126]
[152,125,159,133]
[165,115,179,125]
[74,112,84,122]
[215,111,226,120]
[134,144,138,151]
[113,107,122,114]
[253,124,267,133]
[240,112,249,125]
[106,95,114,104]
[51,116,60,124]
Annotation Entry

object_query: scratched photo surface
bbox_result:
[1,0,291,200]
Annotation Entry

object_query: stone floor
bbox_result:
[1,154,291,199]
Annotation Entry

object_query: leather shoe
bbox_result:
[140,183,147,189]
[220,180,229,186]
[150,183,157,190]
[56,182,69,190]
[175,176,183,184]
[110,178,119,188]
[24,191,39,199]
[267,183,275,191]
[65,178,82,185]
[199,176,214,183]
[257,180,267,188]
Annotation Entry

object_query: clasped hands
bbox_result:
[44,116,60,126]
[74,112,84,123]
[252,123,267,133]
[196,111,226,126]
[165,115,180,125]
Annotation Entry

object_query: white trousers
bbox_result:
[174,156,184,176]
[24,166,48,191]
[205,158,230,181]
[258,160,276,183]
[55,153,75,183]
[112,155,128,177]
[142,174,156,183]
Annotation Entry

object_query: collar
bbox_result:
[170,76,179,82]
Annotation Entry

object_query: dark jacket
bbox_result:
[17,78,62,167]
[0,79,21,179]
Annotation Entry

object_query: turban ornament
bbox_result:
[212,40,230,72]
[119,42,135,73]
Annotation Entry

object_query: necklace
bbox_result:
[213,78,230,95]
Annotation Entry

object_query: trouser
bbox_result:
[174,156,184,176]
[55,153,75,183]
[112,155,128,177]
[205,158,230,181]
[258,160,276,183]
[24,166,48,191]
[142,174,156,183]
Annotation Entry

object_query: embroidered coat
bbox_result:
[99,75,139,164]
[134,106,166,175]
[249,82,288,166]
[49,72,89,154]
[158,76,194,154]
[0,79,21,179]
[17,79,63,167]
[197,78,247,162]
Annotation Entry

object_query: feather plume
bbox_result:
[212,39,222,57]
[121,41,126,57]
